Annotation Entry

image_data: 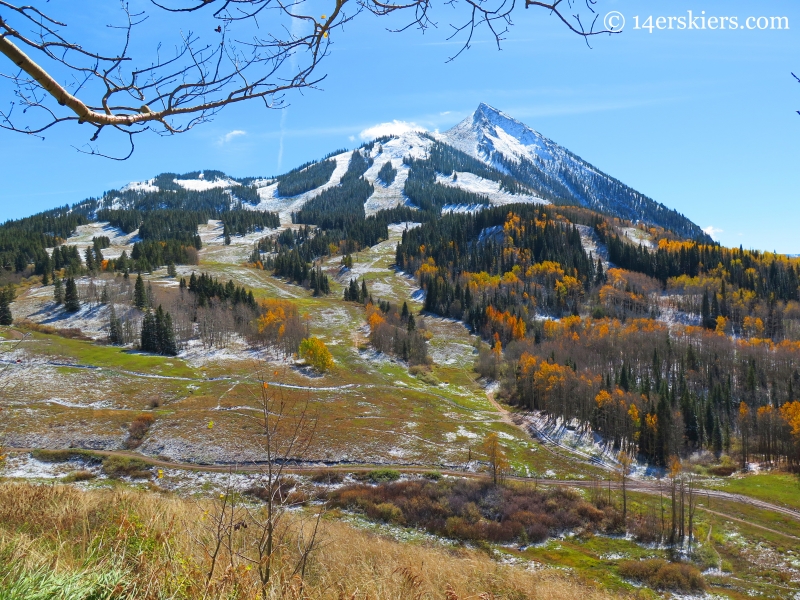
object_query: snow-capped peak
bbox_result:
[443,103,555,166]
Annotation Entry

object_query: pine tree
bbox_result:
[0,287,13,326]
[108,305,123,345]
[134,273,147,310]
[361,279,368,304]
[141,310,157,353]
[167,262,177,278]
[42,269,50,285]
[161,310,178,356]
[53,277,64,305]
[84,246,96,272]
[64,278,80,312]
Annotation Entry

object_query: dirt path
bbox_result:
[697,503,800,541]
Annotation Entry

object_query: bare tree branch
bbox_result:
[0,0,618,156]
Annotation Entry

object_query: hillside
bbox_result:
[1,106,800,598]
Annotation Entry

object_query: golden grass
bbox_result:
[0,482,625,599]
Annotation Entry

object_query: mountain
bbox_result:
[442,103,708,241]
[84,104,704,242]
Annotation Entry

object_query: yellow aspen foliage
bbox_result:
[595,390,612,408]
[715,315,728,335]
[645,413,658,432]
[299,336,334,373]
[780,401,800,437]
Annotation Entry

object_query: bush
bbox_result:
[101,456,151,479]
[367,469,401,483]
[310,470,345,484]
[124,414,155,449]
[618,559,706,592]
[708,465,737,477]
[409,365,438,386]
[368,502,404,524]
[62,470,96,483]
[422,471,442,480]
[328,478,613,546]
[30,449,100,464]
[299,336,334,373]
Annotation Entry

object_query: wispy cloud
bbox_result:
[359,120,426,140]
[219,130,247,144]
[703,225,723,240]
[277,110,289,171]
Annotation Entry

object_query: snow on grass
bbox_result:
[14,282,115,339]
[57,222,138,260]
[620,227,655,249]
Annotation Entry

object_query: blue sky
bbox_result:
[1,0,798,252]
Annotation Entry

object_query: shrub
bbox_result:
[299,336,334,373]
[328,478,615,546]
[409,366,438,386]
[62,470,96,483]
[708,465,736,477]
[30,449,100,464]
[367,469,401,483]
[124,414,155,449]
[422,471,442,480]
[368,502,404,524]
[619,559,706,592]
[310,470,345,484]
[101,456,151,479]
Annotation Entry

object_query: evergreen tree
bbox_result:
[134,273,147,310]
[167,262,177,278]
[64,277,80,312]
[108,304,123,345]
[361,279,368,304]
[141,310,157,353]
[53,277,64,305]
[160,309,178,356]
[84,246,96,272]
[0,286,13,326]
[42,269,50,285]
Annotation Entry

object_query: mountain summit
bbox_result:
[442,104,707,240]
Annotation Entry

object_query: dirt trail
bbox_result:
[697,504,800,541]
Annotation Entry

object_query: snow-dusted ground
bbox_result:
[576,224,611,269]
[14,279,123,340]
[435,171,545,207]
[174,175,237,192]
[620,226,655,249]
[247,151,352,224]
[520,411,658,479]
[121,179,159,193]
[56,222,139,261]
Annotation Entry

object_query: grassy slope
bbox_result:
[704,473,800,511]
[3,225,601,478]
[0,482,622,600]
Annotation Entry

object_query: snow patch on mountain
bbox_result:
[246,151,352,224]
[434,171,545,207]
[362,131,432,215]
[121,180,159,193]
[440,103,707,241]
[174,176,237,191]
